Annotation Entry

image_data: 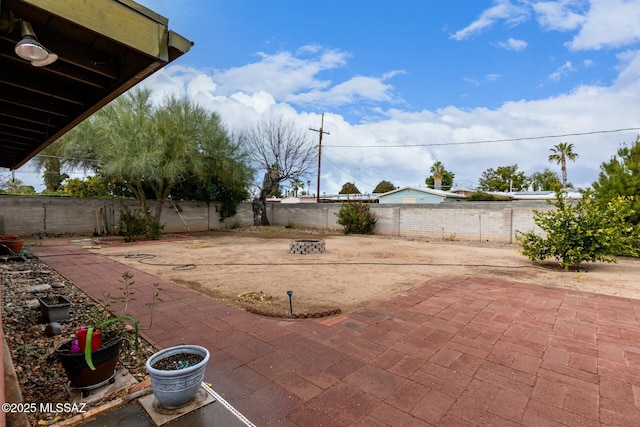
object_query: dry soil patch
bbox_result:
[90,230,640,315]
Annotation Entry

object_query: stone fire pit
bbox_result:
[289,239,325,255]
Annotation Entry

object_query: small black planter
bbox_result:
[38,295,72,323]
[55,338,122,392]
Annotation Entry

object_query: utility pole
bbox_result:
[309,113,330,203]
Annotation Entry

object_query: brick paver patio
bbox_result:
[34,243,640,426]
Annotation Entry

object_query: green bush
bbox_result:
[118,206,164,242]
[335,202,377,234]
[516,190,639,269]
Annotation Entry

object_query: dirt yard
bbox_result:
[90,229,640,315]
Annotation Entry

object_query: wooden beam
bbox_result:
[22,0,169,60]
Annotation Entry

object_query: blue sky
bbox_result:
[12,0,640,194]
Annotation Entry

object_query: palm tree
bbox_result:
[549,143,578,190]
[430,161,445,190]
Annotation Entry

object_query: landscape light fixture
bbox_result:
[14,20,57,66]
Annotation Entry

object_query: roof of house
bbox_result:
[1,0,193,170]
[376,186,467,199]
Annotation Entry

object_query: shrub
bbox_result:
[516,190,639,269]
[118,206,164,242]
[335,202,377,234]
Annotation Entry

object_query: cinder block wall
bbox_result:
[0,196,225,235]
[267,201,552,242]
[0,196,551,243]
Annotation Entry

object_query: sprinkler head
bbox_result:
[287,291,294,314]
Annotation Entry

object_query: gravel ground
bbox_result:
[1,256,155,426]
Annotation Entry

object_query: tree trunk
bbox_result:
[130,182,148,212]
[252,198,269,226]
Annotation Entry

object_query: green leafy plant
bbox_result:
[80,272,162,369]
[516,190,639,269]
[335,202,377,234]
[83,317,138,370]
[118,205,164,242]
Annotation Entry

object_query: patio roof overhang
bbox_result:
[0,0,193,170]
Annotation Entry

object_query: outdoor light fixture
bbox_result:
[14,20,57,66]
[32,51,58,67]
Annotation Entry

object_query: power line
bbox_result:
[322,153,376,190]
[324,127,640,148]
[323,147,414,186]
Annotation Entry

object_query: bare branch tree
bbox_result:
[243,115,317,225]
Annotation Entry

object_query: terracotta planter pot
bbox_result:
[0,236,24,255]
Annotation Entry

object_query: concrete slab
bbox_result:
[138,386,215,426]
[34,243,640,426]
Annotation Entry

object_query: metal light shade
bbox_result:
[32,51,58,67]
[14,21,48,62]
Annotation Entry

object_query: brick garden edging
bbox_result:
[245,306,341,319]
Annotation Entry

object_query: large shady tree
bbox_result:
[478,164,530,192]
[53,88,252,221]
[243,115,317,226]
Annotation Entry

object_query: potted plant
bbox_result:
[55,315,139,393]
[0,234,24,255]
[146,345,210,409]
[54,272,159,396]
[38,295,72,323]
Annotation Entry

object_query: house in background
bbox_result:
[377,187,466,204]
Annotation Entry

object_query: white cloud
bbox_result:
[533,0,587,31]
[567,0,640,50]
[548,61,575,81]
[455,1,640,52]
[450,0,530,41]
[212,46,349,98]
[287,74,401,107]
[464,74,502,88]
[496,38,528,51]
[139,47,640,194]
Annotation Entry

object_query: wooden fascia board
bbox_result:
[21,0,170,61]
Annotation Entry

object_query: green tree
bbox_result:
[290,177,303,197]
[40,157,69,192]
[529,168,563,191]
[592,137,640,224]
[373,180,395,193]
[549,142,578,190]
[478,164,530,192]
[170,175,249,221]
[0,178,35,194]
[61,176,112,198]
[243,115,316,226]
[517,190,639,269]
[426,161,454,190]
[32,143,70,193]
[54,88,251,222]
[339,182,361,194]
